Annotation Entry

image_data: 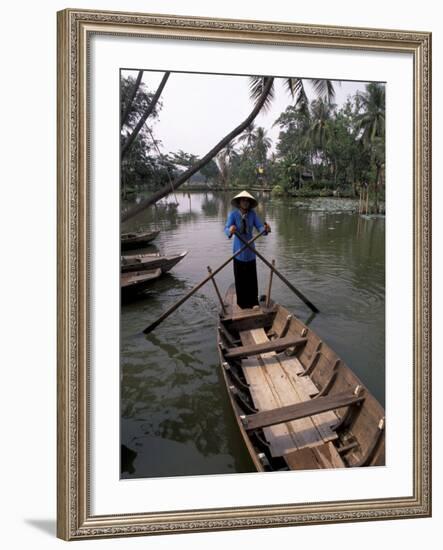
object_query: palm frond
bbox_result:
[284,77,300,98]
[238,122,256,143]
[249,76,275,112]
[311,79,336,103]
[283,78,309,111]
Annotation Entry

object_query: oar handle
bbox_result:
[228,222,270,239]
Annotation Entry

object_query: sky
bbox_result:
[122,69,372,158]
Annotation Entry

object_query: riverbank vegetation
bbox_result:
[121,72,385,218]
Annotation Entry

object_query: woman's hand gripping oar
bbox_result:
[142,229,267,334]
[233,230,320,314]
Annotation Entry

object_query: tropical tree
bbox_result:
[198,159,219,184]
[215,151,231,190]
[274,104,311,142]
[355,83,385,212]
[254,126,272,166]
[269,83,387,201]
[356,83,385,145]
[121,70,144,128]
[274,104,314,186]
[309,98,335,153]
[121,76,335,221]
[121,71,170,158]
[121,77,274,220]
[120,75,165,197]
[237,122,257,150]
[215,143,238,190]
[170,150,199,169]
[323,112,356,186]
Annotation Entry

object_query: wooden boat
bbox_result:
[121,251,188,273]
[121,268,162,298]
[218,285,385,472]
[121,230,160,250]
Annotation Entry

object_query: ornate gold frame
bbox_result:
[57,8,431,540]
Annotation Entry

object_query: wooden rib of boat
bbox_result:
[121,268,162,297]
[121,251,188,273]
[218,285,385,472]
[121,230,160,250]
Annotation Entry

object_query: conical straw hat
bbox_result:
[231,190,258,209]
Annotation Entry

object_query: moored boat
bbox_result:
[121,230,160,250]
[121,268,162,298]
[121,251,188,273]
[218,285,385,472]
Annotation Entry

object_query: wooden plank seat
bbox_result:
[224,335,307,360]
[222,306,276,321]
[221,309,277,332]
[241,391,365,430]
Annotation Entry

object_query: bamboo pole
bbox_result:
[233,231,320,313]
[266,259,275,308]
[207,266,226,314]
[142,230,266,334]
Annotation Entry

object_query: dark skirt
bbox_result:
[233,259,258,309]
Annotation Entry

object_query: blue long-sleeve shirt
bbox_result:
[224,209,265,262]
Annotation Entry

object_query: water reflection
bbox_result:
[121,444,137,475]
[303,310,318,327]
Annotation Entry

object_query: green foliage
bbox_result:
[120,71,385,214]
[232,157,257,187]
[170,150,199,168]
[199,159,219,183]
[271,82,385,205]
[120,75,171,195]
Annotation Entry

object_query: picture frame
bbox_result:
[57,8,431,540]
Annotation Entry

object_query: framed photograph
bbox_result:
[57,8,431,540]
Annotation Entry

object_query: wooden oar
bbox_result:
[233,230,320,313]
[142,230,266,334]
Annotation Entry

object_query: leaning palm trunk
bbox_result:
[121,78,274,222]
[121,71,170,159]
[120,70,144,129]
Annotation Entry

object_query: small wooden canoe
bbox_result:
[121,251,188,273]
[121,230,160,250]
[121,268,162,298]
[218,285,385,472]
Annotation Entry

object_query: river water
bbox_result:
[120,191,385,479]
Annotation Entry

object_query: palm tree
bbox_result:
[122,76,335,222]
[216,142,238,190]
[308,98,336,182]
[310,98,335,149]
[121,72,170,159]
[171,150,199,168]
[356,83,385,145]
[238,122,257,151]
[356,83,385,212]
[254,126,272,165]
[273,104,314,182]
[215,151,230,190]
[253,126,272,186]
[120,70,144,129]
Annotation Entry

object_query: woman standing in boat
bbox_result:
[224,191,270,309]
